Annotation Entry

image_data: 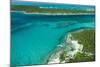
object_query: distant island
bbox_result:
[11,5,95,15]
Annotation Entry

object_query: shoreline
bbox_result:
[11,11,95,16]
[47,33,83,64]
[47,28,95,64]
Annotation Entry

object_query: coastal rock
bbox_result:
[47,29,95,64]
[47,31,83,64]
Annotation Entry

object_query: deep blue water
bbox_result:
[11,12,95,66]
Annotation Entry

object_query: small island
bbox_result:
[11,5,95,15]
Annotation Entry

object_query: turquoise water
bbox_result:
[11,12,95,66]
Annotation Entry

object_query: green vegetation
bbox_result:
[11,5,95,14]
[69,52,95,63]
[59,51,66,62]
[69,29,95,62]
[71,29,95,53]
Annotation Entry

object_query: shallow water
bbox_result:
[11,12,95,66]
